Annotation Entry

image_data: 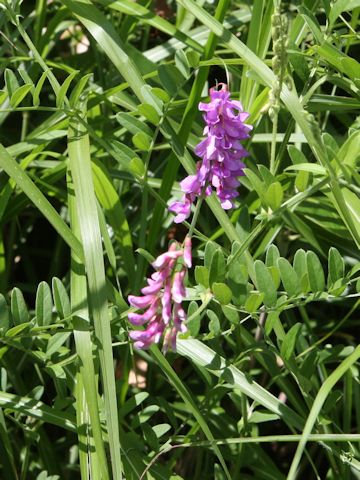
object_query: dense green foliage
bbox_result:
[0,0,360,478]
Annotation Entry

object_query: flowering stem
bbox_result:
[188,196,203,238]
[270,9,288,175]
[270,109,278,175]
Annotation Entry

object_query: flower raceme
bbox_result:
[128,237,192,351]
[169,83,252,223]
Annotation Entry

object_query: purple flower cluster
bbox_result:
[128,237,192,351]
[169,83,252,223]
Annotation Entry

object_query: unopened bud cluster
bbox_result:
[269,11,289,120]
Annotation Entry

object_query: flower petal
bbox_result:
[128,294,154,309]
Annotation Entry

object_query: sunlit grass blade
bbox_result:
[68,173,110,480]
[75,372,92,480]
[92,160,136,287]
[0,391,76,431]
[287,345,360,480]
[240,0,273,110]
[67,101,123,479]
[0,144,83,259]
[100,0,203,52]
[144,8,251,62]
[177,338,305,430]
[151,344,232,480]
[61,0,146,102]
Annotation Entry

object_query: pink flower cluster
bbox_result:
[128,237,192,351]
[169,83,252,223]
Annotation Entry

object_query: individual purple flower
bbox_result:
[169,83,252,222]
[128,237,192,351]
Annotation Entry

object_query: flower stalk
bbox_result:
[269,9,289,174]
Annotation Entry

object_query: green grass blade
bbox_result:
[68,172,110,480]
[287,345,360,479]
[144,8,251,63]
[150,345,232,480]
[177,338,305,430]
[0,408,18,480]
[101,0,203,52]
[240,0,273,110]
[0,391,76,431]
[73,328,110,480]
[75,372,92,480]
[0,143,83,260]
[61,0,146,103]
[92,160,136,286]
[67,101,123,479]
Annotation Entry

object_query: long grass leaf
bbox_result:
[68,172,110,480]
[67,101,123,478]
[177,338,305,430]
[101,0,203,52]
[92,160,135,285]
[61,0,146,102]
[0,144,83,259]
[287,345,360,479]
[0,392,76,431]
[75,372,92,480]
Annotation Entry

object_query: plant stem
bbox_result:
[270,109,278,174]
[188,196,204,238]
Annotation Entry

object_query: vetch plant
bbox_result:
[128,237,192,350]
[129,83,251,350]
[169,83,252,223]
